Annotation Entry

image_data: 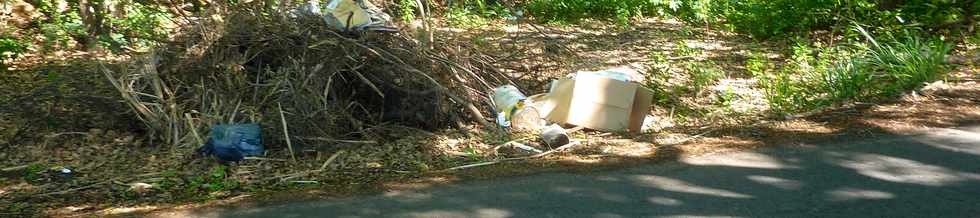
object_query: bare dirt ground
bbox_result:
[1,17,978,217]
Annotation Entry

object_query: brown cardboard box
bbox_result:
[532,74,654,132]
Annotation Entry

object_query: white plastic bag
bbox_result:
[292,0,396,32]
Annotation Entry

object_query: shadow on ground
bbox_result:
[135,68,980,217]
[151,117,980,218]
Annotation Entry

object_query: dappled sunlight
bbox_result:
[913,127,980,156]
[592,140,658,157]
[771,119,841,134]
[383,190,433,203]
[0,182,34,196]
[4,0,980,215]
[139,125,980,218]
[713,78,768,113]
[595,175,621,182]
[646,196,683,206]
[49,204,96,215]
[860,79,980,132]
[553,186,584,194]
[746,175,803,190]
[826,187,895,201]
[100,205,160,215]
[563,157,605,164]
[401,208,513,218]
[682,40,734,54]
[355,207,383,216]
[682,152,799,170]
[659,215,747,218]
[630,175,753,199]
[833,153,980,186]
[550,186,631,202]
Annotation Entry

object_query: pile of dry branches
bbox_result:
[103,4,514,151]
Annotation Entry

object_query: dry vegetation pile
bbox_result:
[105,5,513,149]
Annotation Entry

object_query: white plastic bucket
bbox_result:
[492,85,527,114]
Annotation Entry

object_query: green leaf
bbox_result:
[46,72,62,82]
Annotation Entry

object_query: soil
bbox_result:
[1,17,978,218]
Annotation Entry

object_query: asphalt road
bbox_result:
[154,126,980,218]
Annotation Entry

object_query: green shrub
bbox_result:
[33,1,86,51]
[718,0,845,38]
[758,68,816,113]
[818,29,949,102]
[686,61,724,93]
[855,26,951,96]
[523,0,973,38]
[447,7,491,28]
[398,0,417,23]
[107,2,173,50]
[819,57,872,102]
[755,27,950,114]
[525,0,645,25]
[0,36,27,69]
[524,0,720,26]
[29,1,171,52]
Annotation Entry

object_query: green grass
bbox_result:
[754,26,950,114]
[686,61,725,93]
[855,26,951,96]
[447,7,491,28]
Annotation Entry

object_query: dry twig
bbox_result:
[278,103,297,162]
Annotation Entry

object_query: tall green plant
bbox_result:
[399,0,417,22]
[756,26,950,114]
[855,25,951,96]
[819,58,872,102]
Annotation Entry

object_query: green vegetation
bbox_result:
[445,1,513,28]
[525,0,978,38]
[0,0,975,215]
[447,6,492,28]
[0,36,26,69]
[398,0,418,22]
[518,0,963,116]
[686,61,725,93]
[155,165,243,201]
[752,27,951,113]
[11,0,172,53]
[22,164,47,182]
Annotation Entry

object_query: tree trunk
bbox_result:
[78,0,109,50]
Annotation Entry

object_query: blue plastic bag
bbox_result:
[197,124,264,162]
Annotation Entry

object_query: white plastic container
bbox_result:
[492,85,545,130]
[510,106,545,131]
[492,85,527,114]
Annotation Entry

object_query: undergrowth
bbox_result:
[752,27,951,114]
[523,0,977,38]
[0,36,27,69]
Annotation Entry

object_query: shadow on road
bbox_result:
[157,121,980,217]
[148,51,980,218]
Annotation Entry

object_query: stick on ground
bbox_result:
[278,103,297,162]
